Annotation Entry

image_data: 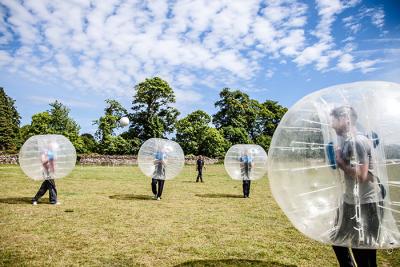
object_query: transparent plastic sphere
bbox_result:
[224,144,268,180]
[19,134,77,181]
[119,117,129,127]
[137,138,184,180]
[268,81,400,249]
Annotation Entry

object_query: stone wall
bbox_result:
[0,154,221,165]
[0,154,18,164]
[79,155,137,166]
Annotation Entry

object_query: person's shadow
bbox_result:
[195,193,244,199]
[0,197,33,204]
[109,194,153,201]
[174,259,296,267]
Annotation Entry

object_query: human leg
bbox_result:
[48,179,58,204]
[352,248,376,267]
[332,246,355,267]
[199,169,203,182]
[32,180,49,202]
[157,179,165,198]
[151,178,157,196]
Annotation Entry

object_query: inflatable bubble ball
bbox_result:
[268,81,400,249]
[224,144,268,181]
[137,138,184,180]
[19,134,76,181]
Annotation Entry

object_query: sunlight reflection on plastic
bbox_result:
[224,144,268,180]
[268,81,400,249]
[137,138,184,180]
[19,134,76,181]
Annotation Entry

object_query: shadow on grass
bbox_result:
[0,197,33,204]
[109,194,153,201]
[174,259,296,267]
[195,193,244,199]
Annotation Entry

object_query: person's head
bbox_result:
[330,106,358,136]
[198,155,202,159]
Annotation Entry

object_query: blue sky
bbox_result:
[1,0,399,135]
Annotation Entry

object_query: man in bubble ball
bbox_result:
[196,155,205,183]
[240,149,254,198]
[32,142,59,205]
[330,106,381,267]
[151,146,167,200]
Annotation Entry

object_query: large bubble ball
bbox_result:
[268,81,400,249]
[19,134,77,181]
[224,144,268,181]
[137,138,184,180]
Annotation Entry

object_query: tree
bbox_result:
[200,128,230,158]
[94,99,128,142]
[28,112,52,136]
[22,101,85,153]
[252,100,287,151]
[47,101,83,152]
[99,135,132,155]
[129,77,179,141]
[0,87,21,151]
[175,110,211,155]
[93,99,137,155]
[220,126,252,145]
[260,100,287,136]
[80,133,97,153]
[212,88,258,144]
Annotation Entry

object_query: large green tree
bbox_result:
[129,77,179,141]
[0,87,21,151]
[80,133,97,154]
[200,128,230,158]
[213,88,287,151]
[252,100,287,150]
[23,101,85,153]
[175,110,211,155]
[94,99,137,154]
[213,88,258,144]
[94,99,128,142]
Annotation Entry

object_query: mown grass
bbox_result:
[0,164,399,267]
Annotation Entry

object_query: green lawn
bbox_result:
[0,165,399,267]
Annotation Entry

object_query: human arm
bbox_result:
[335,141,370,182]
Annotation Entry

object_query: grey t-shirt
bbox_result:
[340,134,379,204]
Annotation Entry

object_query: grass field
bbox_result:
[0,164,399,267]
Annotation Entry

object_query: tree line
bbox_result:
[0,77,287,158]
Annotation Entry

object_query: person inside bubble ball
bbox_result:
[330,106,381,267]
[196,155,205,183]
[151,145,168,200]
[32,142,59,205]
[240,149,254,198]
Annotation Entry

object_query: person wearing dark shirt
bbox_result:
[330,106,381,267]
[196,155,205,182]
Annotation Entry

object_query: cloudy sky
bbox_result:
[1,0,399,135]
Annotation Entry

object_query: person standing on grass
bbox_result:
[151,147,167,200]
[32,142,59,205]
[330,106,381,267]
[196,155,205,182]
[240,150,253,198]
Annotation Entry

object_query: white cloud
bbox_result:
[0,0,388,98]
[28,95,96,108]
[336,53,379,73]
[337,53,354,72]
[266,69,274,79]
